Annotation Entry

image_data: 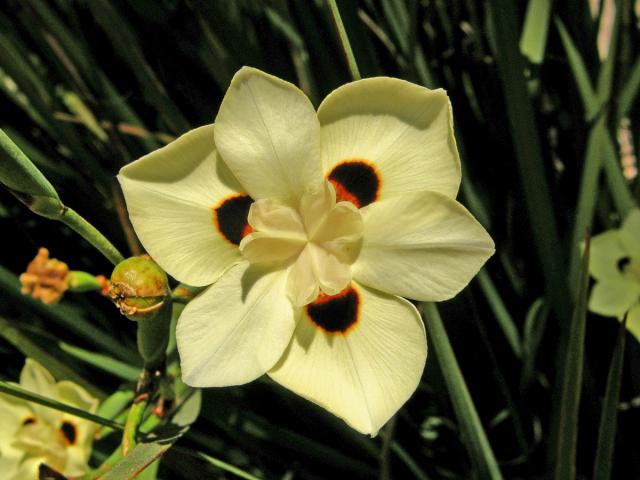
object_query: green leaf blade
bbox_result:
[422,302,503,480]
[0,381,123,430]
[520,0,552,64]
[553,233,590,480]
[593,319,627,480]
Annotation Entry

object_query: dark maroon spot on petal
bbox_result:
[38,465,67,480]
[328,160,381,208]
[60,421,77,446]
[214,194,253,245]
[618,256,631,272]
[306,286,360,334]
[22,416,36,426]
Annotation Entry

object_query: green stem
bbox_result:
[137,299,172,370]
[60,207,124,265]
[122,395,149,456]
[390,442,432,480]
[0,381,123,430]
[421,303,503,480]
[327,0,361,80]
[89,397,164,479]
[0,128,124,266]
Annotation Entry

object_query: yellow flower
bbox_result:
[118,67,494,434]
[589,208,640,341]
[0,360,98,478]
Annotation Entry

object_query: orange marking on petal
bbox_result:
[329,178,362,208]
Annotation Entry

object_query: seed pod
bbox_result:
[109,256,169,321]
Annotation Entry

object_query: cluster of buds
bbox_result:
[618,117,637,181]
[19,248,70,304]
[20,248,108,304]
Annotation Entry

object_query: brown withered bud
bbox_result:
[19,248,70,305]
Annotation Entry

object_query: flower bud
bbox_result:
[68,271,103,293]
[109,256,169,321]
[20,248,70,305]
[0,128,65,220]
[58,87,108,142]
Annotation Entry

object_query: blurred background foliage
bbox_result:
[1,0,640,478]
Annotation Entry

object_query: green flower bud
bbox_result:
[68,271,103,293]
[0,128,65,219]
[109,256,169,321]
[57,87,109,142]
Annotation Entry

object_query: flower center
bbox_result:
[12,419,72,471]
[239,181,363,306]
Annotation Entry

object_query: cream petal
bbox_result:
[318,77,461,201]
[312,201,363,255]
[177,262,297,387]
[55,381,98,473]
[299,181,335,237]
[310,244,352,296]
[269,282,427,435]
[20,359,55,397]
[0,394,30,444]
[620,208,640,259]
[286,244,352,306]
[240,198,307,264]
[55,382,97,413]
[0,396,32,478]
[247,198,305,236]
[625,303,640,343]
[0,451,21,480]
[590,230,629,282]
[588,279,640,318]
[286,244,321,307]
[353,191,494,301]
[8,457,40,480]
[19,360,61,425]
[214,67,323,205]
[63,445,91,477]
[119,124,248,286]
[240,232,305,265]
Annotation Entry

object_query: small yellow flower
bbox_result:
[589,208,640,341]
[119,67,494,434]
[0,359,98,478]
